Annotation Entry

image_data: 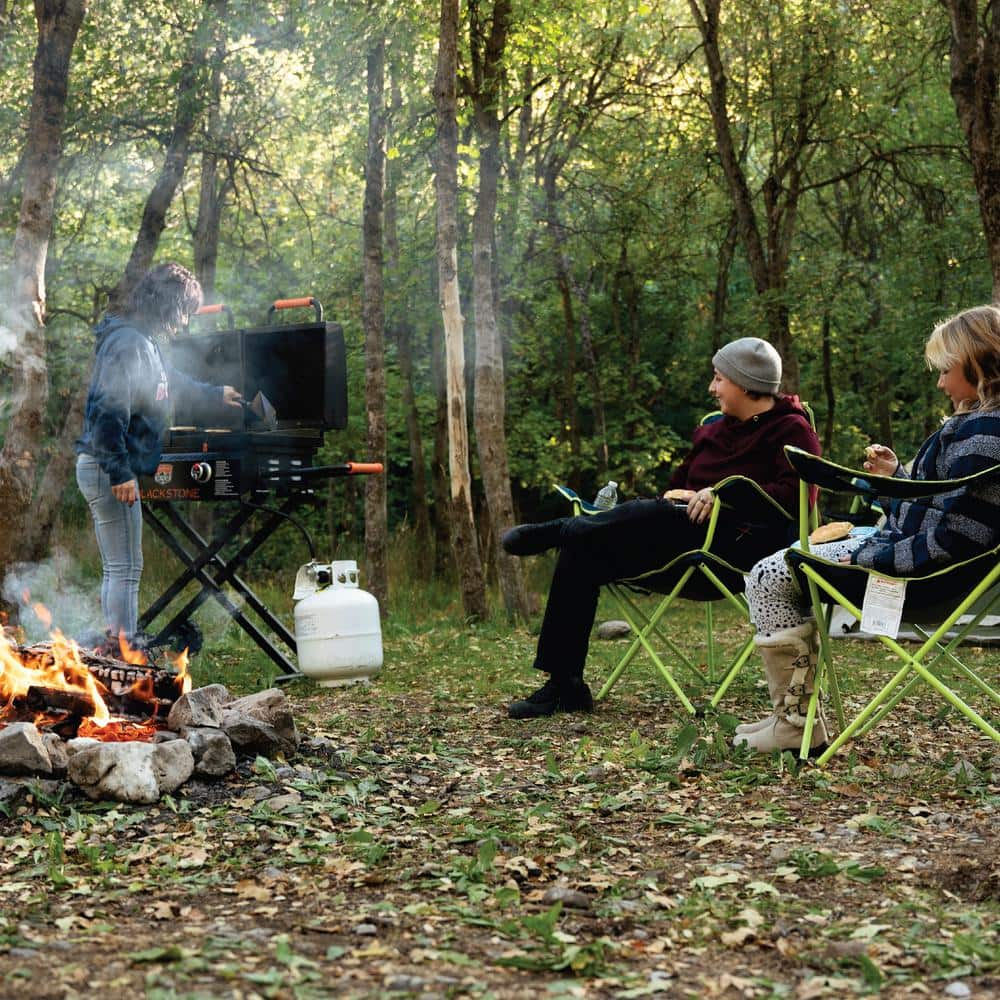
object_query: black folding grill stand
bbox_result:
[138,490,317,682]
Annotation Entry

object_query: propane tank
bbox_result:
[293,560,383,686]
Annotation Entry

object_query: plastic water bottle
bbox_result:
[594,480,618,510]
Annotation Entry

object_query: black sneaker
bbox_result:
[508,676,594,719]
[501,518,568,556]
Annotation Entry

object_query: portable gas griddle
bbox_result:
[137,297,381,680]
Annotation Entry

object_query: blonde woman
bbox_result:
[738,305,1000,753]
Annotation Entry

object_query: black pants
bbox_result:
[532,498,788,681]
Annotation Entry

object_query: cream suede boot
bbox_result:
[733,623,828,754]
[734,623,817,735]
[733,654,786,735]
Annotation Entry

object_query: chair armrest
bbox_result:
[556,477,794,522]
[712,475,793,523]
[553,483,601,515]
[784,445,1000,501]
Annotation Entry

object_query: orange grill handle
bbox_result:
[347,462,384,475]
[273,297,315,310]
[267,296,323,323]
[190,303,235,329]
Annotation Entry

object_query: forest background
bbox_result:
[2,0,1000,627]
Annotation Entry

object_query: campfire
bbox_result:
[0,607,300,804]
[1,616,190,741]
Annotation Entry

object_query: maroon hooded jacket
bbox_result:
[668,395,821,518]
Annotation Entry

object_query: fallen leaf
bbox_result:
[720,926,756,947]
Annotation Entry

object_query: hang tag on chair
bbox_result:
[860,575,906,637]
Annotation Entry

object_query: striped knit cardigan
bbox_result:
[852,409,1000,577]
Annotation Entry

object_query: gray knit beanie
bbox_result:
[712,337,782,395]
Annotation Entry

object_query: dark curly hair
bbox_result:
[124,263,203,335]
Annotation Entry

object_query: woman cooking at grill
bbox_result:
[75,262,242,647]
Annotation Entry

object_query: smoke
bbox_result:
[0,322,18,361]
[1,549,250,658]
[2,549,104,645]
[0,267,22,364]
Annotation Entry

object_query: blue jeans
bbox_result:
[76,453,143,638]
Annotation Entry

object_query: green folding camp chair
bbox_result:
[783,445,1000,764]
[553,407,820,715]
[555,475,800,715]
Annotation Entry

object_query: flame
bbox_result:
[127,674,156,701]
[1,629,111,726]
[0,588,196,742]
[118,631,148,666]
[77,718,159,742]
[165,647,192,695]
[0,626,193,741]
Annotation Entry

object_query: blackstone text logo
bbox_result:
[140,487,200,500]
[154,464,173,485]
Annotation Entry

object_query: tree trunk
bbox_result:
[543,172,581,481]
[433,0,487,621]
[193,12,230,301]
[711,213,739,354]
[107,0,221,311]
[820,308,835,454]
[430,313,453,575]
[469,0,529,621]
[543,168,607,475]
[22,0,225,565]
[393,320,432,572]
[362,33,389,612]
[943,0,1000,302]
[0,0,87,595]
[615,238,644,460]
[384,74,431,571]
[689,0,804,388]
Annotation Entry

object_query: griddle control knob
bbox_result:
[191,461,213,483]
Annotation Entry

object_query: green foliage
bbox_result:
[1,0,993,544]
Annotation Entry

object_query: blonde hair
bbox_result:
[925,305,1000,412]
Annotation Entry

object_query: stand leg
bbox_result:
[139,498,310,680]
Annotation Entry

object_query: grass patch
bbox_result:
[3,537,998,997]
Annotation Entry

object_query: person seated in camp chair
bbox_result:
[502,337,821,719]
[738,305,1000,754]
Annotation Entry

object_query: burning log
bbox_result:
[0,685,99,739]
[2,637,186,738]
[25,684,97,717]
[18,641,183,702]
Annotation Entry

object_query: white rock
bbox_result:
[226,688,299,749]
[183,726,237,777]
[0,722,52,776]
[41,733,69,775]
[220,711,286,757]
[167,684,230,731]
[67,739,194,803]
[596,620,631,640]
[541,885,592,909]
[65,737,101,755]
